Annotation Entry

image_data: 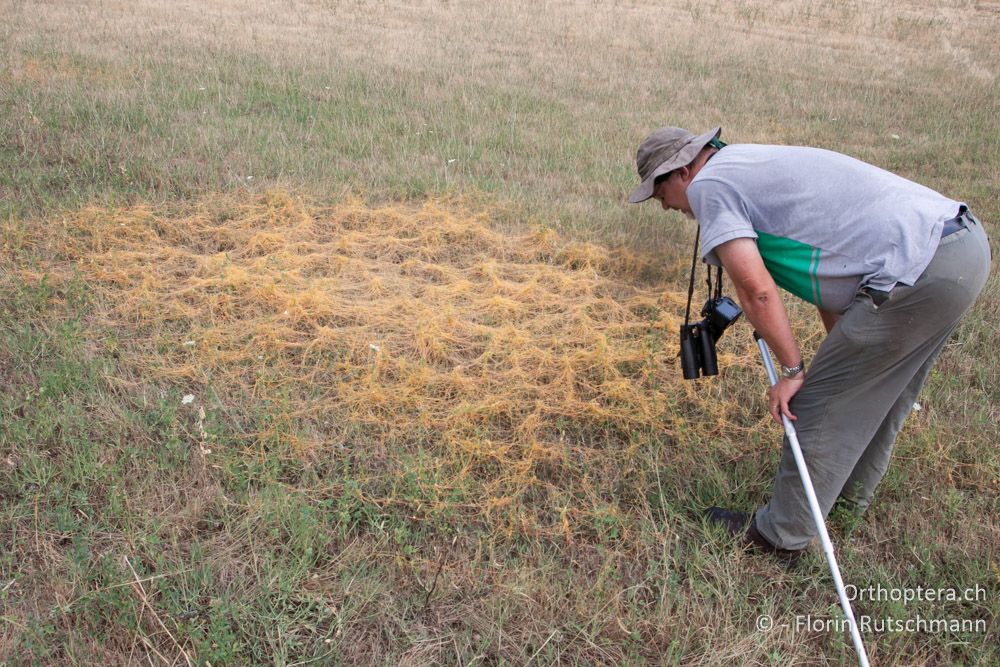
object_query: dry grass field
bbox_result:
[1,0,998,665]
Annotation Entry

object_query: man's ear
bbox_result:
[676,165,693,184]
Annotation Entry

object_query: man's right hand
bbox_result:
[769,374,804,424]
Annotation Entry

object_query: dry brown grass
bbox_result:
[10,190,764,539]
[10,0,996,80]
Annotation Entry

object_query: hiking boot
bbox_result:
[704,506,805,565]
[746,519,805,565]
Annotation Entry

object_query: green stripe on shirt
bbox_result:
[755,232,823,307]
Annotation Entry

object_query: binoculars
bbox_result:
[679,296,742,379]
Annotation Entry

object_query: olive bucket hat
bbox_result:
[628,126,721,203]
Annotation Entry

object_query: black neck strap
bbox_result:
[683,228,725,326]
[684,226,700,325]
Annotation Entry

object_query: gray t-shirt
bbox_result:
[688,144,963,313]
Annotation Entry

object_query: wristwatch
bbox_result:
[781,360,805,379]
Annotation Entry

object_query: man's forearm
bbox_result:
[735,285,802,368]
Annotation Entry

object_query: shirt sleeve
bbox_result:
[688,177,757,266]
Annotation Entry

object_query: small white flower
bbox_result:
[891,134,901,140]
[369,343,380,352]
[183,340,195,347]
[198,86,206,91]
[182,394,195,405]
[912,402,922,411]
[447,159,457,165]
[246,176,254,181]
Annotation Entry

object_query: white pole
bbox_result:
[755,334,870,667]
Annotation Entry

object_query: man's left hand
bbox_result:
[769,374,805,424]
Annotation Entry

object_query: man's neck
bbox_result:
[690,147,720,179]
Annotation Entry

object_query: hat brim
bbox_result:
[628,126,721,204]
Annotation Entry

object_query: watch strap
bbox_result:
[781,360,805,378]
